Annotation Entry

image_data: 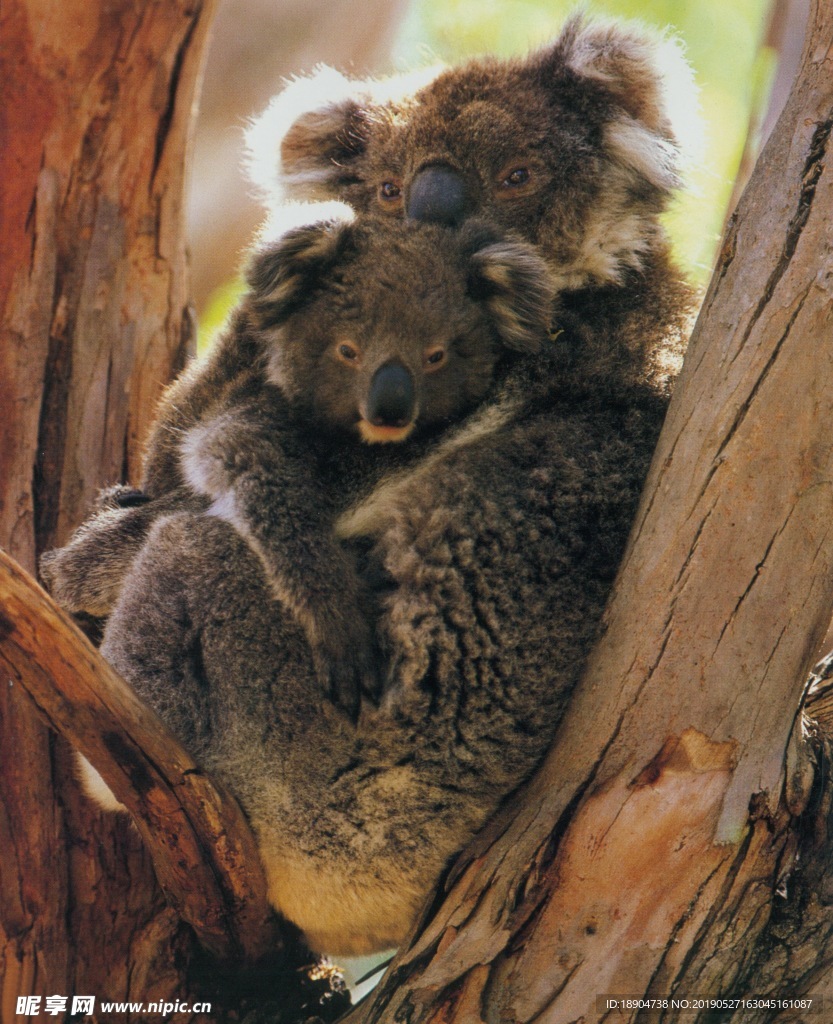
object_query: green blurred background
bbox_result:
[197,0,778,347]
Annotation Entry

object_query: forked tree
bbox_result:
[1,0,832,1021]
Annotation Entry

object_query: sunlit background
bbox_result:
[186,0,805,993]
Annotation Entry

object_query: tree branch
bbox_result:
[0,549,282,963]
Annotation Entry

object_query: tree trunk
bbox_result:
[725,0,811,221]
[350,3,833,1021]
[4,0,832,1020]
[0,0,235,1014]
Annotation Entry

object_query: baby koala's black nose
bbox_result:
[367,361,415,427]
[406,163,468,226]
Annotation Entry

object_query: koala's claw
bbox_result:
[312,617,382,720]
[102,485,152,509]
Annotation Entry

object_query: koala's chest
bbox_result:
[311,438,422,517]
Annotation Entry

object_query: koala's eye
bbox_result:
[379,181,402,202]
[424,346,446,370]
[501,167,531,189]
[337,342,360,364]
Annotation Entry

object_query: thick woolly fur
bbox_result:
[87,311,670,955]
[40,15,697,956]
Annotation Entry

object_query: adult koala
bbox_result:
[249,13,697,345]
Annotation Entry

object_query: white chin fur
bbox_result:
[358,420,415,444]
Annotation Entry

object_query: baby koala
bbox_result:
[43,208,554,716]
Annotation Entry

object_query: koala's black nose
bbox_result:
[406,164,468,226]
[367,361,415,427]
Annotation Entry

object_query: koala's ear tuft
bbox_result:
[465,226,555,353]
[246,67,375,203]
[246,65,444,206]
[247,205,356,325]
[542,15,699,192]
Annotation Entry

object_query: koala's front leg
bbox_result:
[180,411,379,717]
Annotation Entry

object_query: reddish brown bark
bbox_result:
[0,1,221,1014]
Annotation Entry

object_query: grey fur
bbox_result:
[97,292,670,954]
[40,18,696,955]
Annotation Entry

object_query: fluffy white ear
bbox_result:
[245,66,370,203]
[245,64,444,207]
[552,15,700,191]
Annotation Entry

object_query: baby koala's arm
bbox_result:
[180,403,379,718]
[39,486,196,618]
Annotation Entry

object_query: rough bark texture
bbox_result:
[0,549,279,962]
[349,3,833,1021]
[0,1,278,1016]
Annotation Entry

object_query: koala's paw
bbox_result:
[39,544,115,617]
[310,606,382,720]
[39,493,154,617]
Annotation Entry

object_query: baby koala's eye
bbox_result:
[424,346,446,370]
[501,167,530,188]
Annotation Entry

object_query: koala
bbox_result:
[43,15,696,627]
[40,15,695,955]
[43,210,554,717]
[44,211,677,957]
[84,231,671,956]
[248,13,697,350]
